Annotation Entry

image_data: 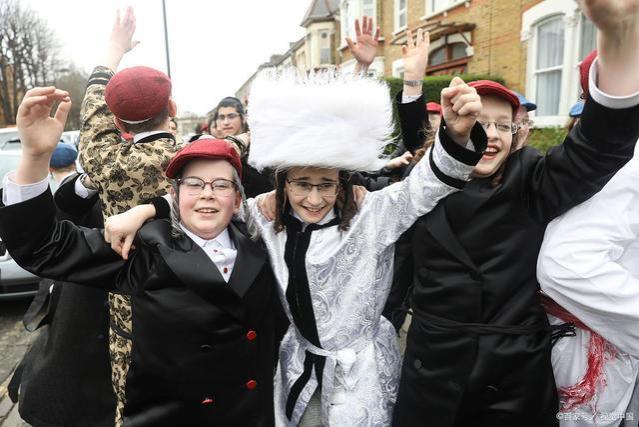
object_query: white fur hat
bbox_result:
[247,69,393,172]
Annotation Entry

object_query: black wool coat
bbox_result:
[0,189,283,427]
[391,93,639,427]
[8,173,115,427]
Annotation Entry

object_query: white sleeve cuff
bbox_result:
[74,176,98,199]
[589,57,639,109]
[401,93,422,104]
[2,171,49,206]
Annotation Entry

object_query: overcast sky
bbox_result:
[21,0,310,116]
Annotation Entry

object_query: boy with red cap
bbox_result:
[390,1,639,425]
[0,88,281,426]
[76,8,183,423]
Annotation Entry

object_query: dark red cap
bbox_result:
[469,80,520,110]
[105,66,172,123]
[426,102,442,114]
[165,137,242,179]
[580,50,597,99]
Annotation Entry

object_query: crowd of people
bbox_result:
[2,1,639,426]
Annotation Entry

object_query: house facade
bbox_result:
[236,0,595,127]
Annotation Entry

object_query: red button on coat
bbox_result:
[246,380,257,390]
[201,397,214,405]
[246,330,257,341]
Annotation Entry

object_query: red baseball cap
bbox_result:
[165,137,242,179]
[580,50,597,99]
[426,102,442,114]
[105,66,172,123]
[469,80,520,110]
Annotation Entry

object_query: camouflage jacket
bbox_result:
[79,66,183,218]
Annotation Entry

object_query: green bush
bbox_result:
[527,127,567,153]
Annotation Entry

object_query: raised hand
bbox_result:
[402,28,430,82]
[577,0,639,96]
[17,87,71,157]
[106,7,139,71]
[441,77,481,146]
[579,0,639,33]
[346,16,380,70]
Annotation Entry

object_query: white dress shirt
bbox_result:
[536,59,639,426]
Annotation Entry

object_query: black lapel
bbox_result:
[422,204,478,272]
[158,233,246,322]
[226,222,266,299]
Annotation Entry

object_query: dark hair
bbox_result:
[272,169,357,233]
[122,106,171,134]
[210,97,248,134]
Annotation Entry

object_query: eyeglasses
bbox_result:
[286,179,339,197]
[178,177,236,197]
[216,113,241,122]
[477,120,518,135]
[520,119,534,128]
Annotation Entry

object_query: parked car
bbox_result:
[0,150,41,299]
[0,127,20,150]
[61,130,80,148]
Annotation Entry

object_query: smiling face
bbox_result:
[171,159,241,240]
[473,95,515,178]
[216,106,244,137]
[285,167,340,224]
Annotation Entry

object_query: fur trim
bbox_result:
[247,69,393,172]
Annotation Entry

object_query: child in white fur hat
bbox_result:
[105,31,486,426]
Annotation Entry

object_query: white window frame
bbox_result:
[522,0,584,127]
[392,58,405,78]
[394,0,408,34]
[423,0,467,20]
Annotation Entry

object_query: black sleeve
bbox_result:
[352,172,392,191]
[382,224,415,333]
[396,91,431,154]
[53,173,101,224]
[525,93,639,222]
[147,195,171,220]
[0,189,136,293]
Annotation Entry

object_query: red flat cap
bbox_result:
[580,50,597,99]
[469,80,520,110]
[165,136,242,179]
[105,66,172,123]
[426,102,442,114]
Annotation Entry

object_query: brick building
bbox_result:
[237,0,595,127]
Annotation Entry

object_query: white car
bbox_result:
[0,127,20,150]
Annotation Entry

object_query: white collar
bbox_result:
[292,207,337,229]
[179,224,234,250]
[133,130,168,143]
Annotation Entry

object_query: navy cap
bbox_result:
[50,143,78,168]
[569,102,584,118]
[514,92,537,112]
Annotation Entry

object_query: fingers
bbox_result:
[416,29,424,47]
[374,26,381,40]
[451,93,479,114]
[405,29,414,49]
[53,97,72,126]
[456,100,482,117]
[354,18,361,37]
[449,76,466,88]
[121,234,135,261]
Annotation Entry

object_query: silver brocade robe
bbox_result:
[246,139,477,426]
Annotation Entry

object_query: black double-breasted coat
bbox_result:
[390,93,639,427]
[7,173,115,427]
[0,188,283,427]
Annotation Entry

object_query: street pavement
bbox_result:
[0,299,35,427]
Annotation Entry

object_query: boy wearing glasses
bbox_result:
[0,87,282,425]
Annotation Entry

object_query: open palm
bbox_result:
[346,16,380,67]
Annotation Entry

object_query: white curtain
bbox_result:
[536,17,564,116]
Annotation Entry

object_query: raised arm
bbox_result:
[346,16,380,75]
[78,7,138,182]
[525,0,639,222]
[361,77,486,249]
[396,29,432,153]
